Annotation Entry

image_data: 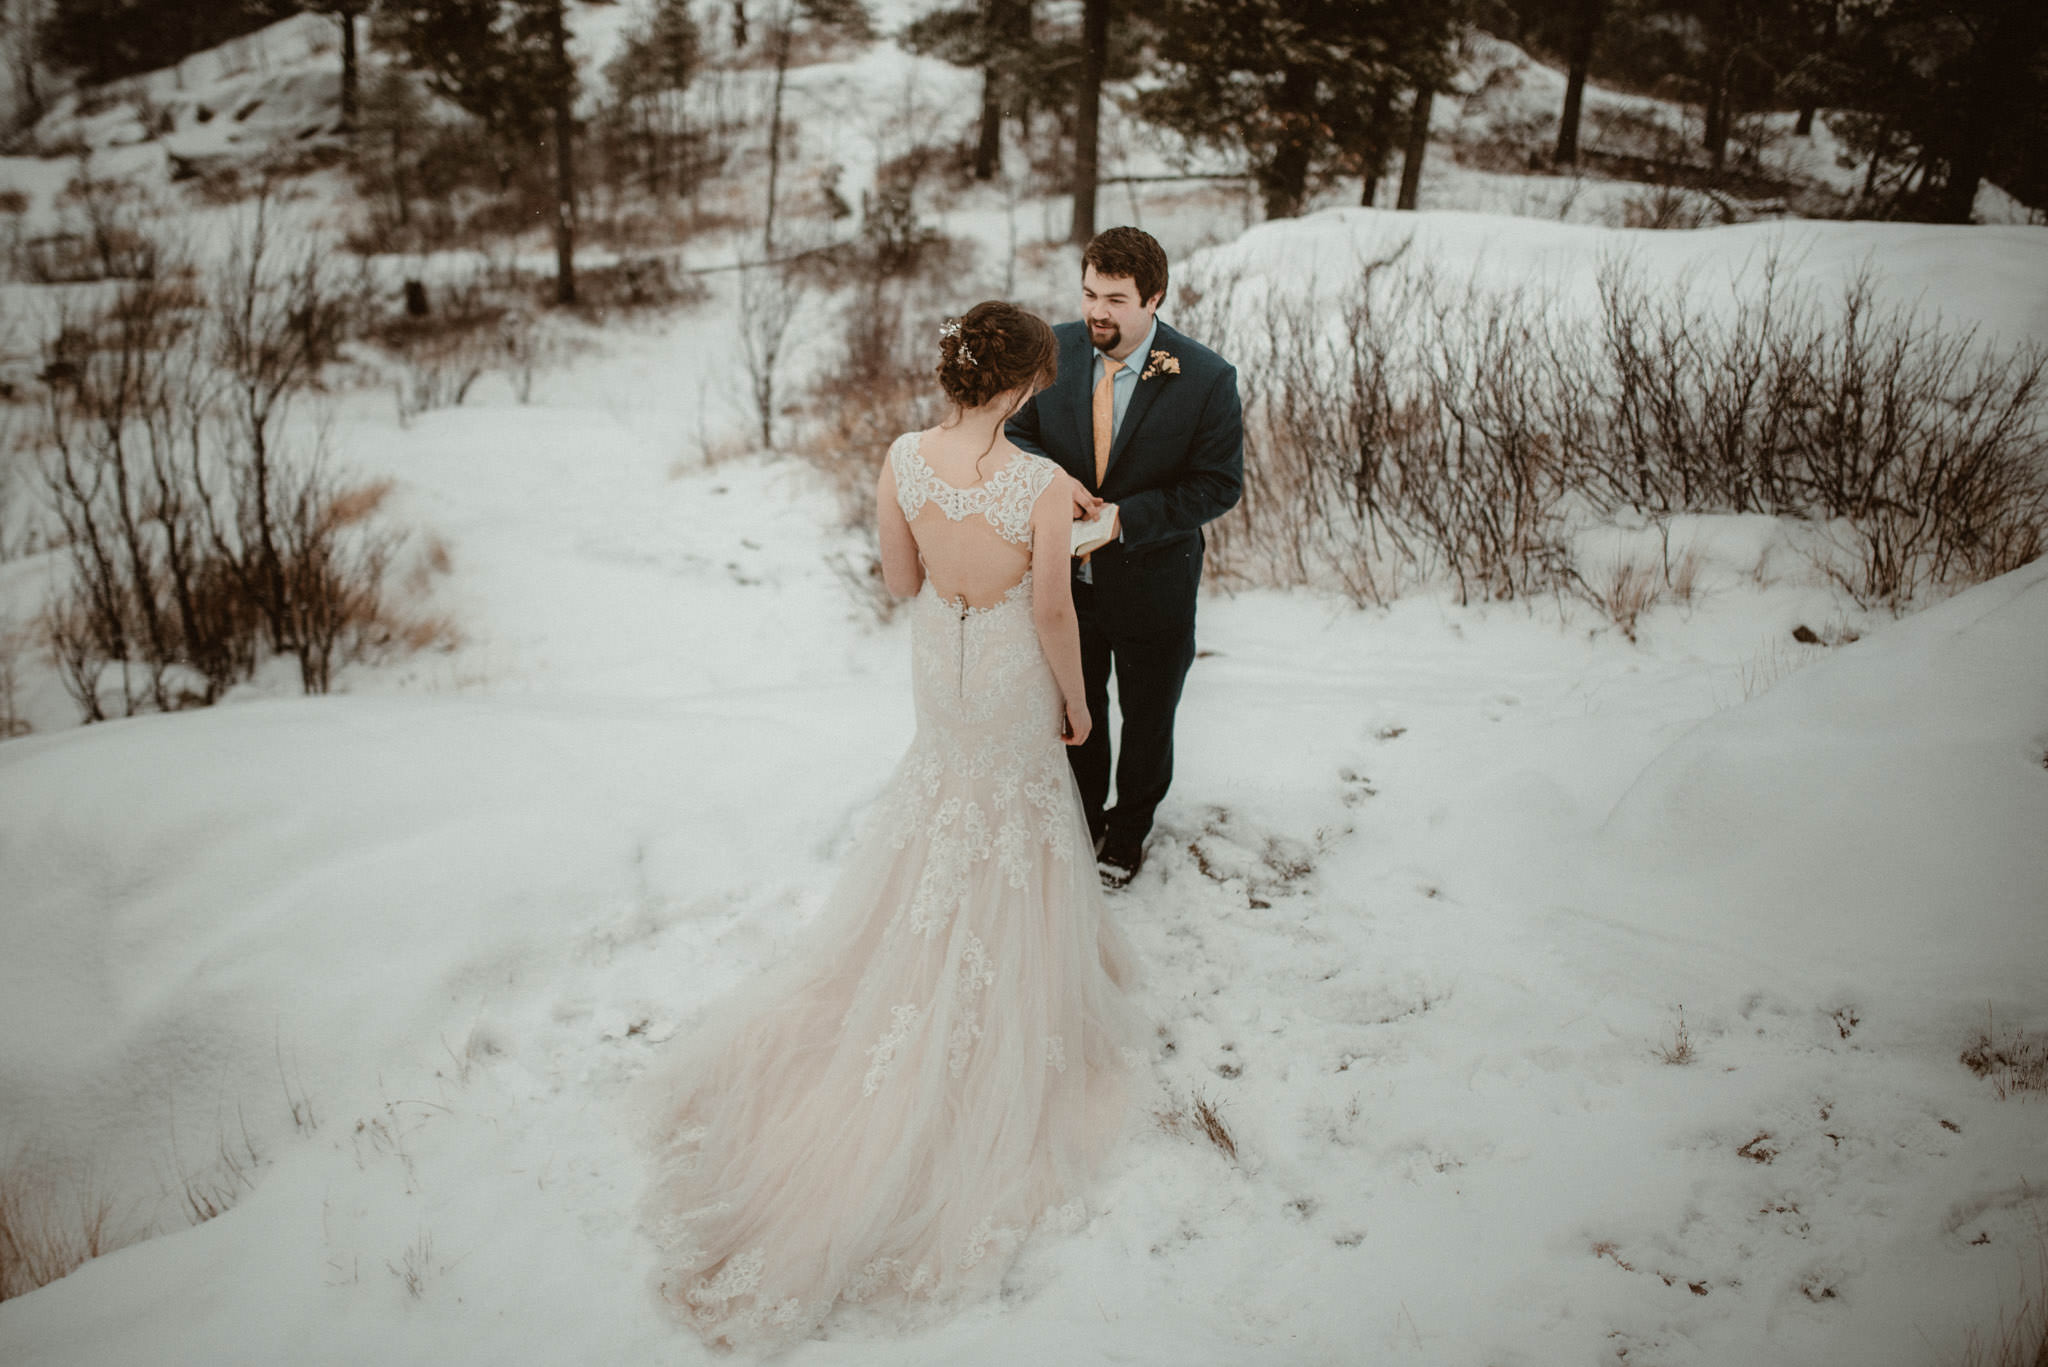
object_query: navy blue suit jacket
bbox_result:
[1004,318,1243,629]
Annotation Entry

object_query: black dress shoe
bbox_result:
[1097,829,1146,888]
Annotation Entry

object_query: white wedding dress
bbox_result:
[636,432,1148,1349]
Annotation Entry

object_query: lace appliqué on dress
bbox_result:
[888,430,1059,545]
[861,1002,924,1097]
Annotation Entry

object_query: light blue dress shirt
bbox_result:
[1094,315,1159,446]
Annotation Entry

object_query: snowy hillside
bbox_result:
[1,7,2045,1367]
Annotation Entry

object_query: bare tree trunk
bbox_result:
[1070,0,1107,244]
[1555,0,1605,165]
[1703,53,1732,173]
[1794,0,1834,136]
[763,4,791,255]
[548,0,576,304]
[1396,84,1433,211]
[1931,0,2041,225]
[337,7,358,133]
[974,68,1001,180]
[1357,84,1395,205]
[6,0,48,130]
[1259,66,1317,219]
[973,0,1002,180]
[1935,141,1985,225]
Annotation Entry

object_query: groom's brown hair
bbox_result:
[1083,227,1168,309]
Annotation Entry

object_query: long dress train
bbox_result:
[635,433,1149,1349]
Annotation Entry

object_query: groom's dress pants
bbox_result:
[1069,579,1199,845]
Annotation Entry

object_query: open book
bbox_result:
[1071,505,1119,557]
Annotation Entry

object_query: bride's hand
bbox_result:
[1062,703,1091,747]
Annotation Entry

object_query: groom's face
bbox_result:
[1082,266,1160,360]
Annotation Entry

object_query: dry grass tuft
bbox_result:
[1654,1006,1696,1065]
[1962,1017,2048,1100]
[0,614,30,739]
[391,611,462,654]
[1156,1088,1240,1163]
[1956,1226,2048,1367]
[1736,1131,1780,1164]
[1667,542,1704,605]
[327,479,395,530]
[0,1150,148,1302]
[1592,1239,1637,1273]
[388,1229,437,1300]
[175,1105,263,1225]
[1738,633,1827,701]
[1597,554,1661,642]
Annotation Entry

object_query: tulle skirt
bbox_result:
[632,594,1149,1350]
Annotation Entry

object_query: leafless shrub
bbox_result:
[1621,182,1722,230]
[1183,243,1592,607]
[822,548,896,624]
[1962,1017,2048,1101]
[795,275,942,523]
[13,157,160,283]
[1583,105,1692,167]
[0,1148,147,1302]
[1590,256,2048,609]
[737,260,807,450]
[32,193,409,721]
[1180,245,2046,615]
[558,253,708,323]
[368,269,504,422]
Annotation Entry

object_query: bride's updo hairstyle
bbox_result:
[936,301,1057,411]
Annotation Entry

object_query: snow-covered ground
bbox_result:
[2,10,2046,1367]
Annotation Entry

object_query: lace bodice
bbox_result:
[889,431,1061,546]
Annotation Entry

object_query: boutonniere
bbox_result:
[1139,349,1180,381]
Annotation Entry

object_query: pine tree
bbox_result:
[1136,0,1461,219]
[378,0,584,300]
[1825,0,2046,220]
[602,0,701,201]
[902,0,1042,182]
[37,0,295,85]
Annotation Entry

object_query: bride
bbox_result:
[634,301,1150,1349]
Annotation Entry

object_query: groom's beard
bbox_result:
[1088,321,1121,354]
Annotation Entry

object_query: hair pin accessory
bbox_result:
[940,317,977,367]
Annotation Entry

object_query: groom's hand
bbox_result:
[1071,485,1104,520]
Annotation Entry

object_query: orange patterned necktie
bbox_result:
[1091,355,1124,487]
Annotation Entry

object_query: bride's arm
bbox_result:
[1029,474,1090,745]
[876,457,924,597]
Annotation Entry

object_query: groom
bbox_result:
[1006,226,1244,887]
